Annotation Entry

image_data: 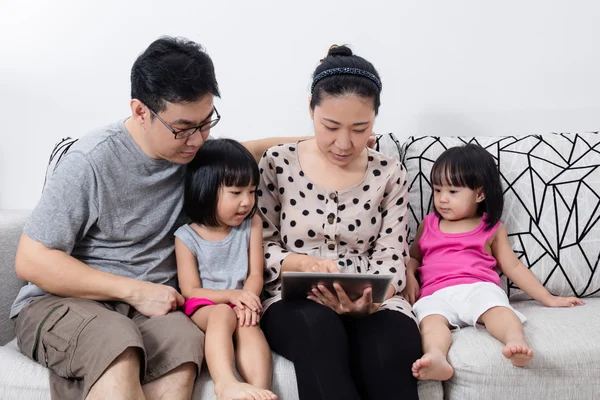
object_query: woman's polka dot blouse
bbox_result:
[257,143,418,323]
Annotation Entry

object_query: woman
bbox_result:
[258,45,422,400]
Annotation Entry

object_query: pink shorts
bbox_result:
[183,298,235,316]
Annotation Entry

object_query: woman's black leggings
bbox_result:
[261,300,422,400]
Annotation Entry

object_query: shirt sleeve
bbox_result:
[366,160,410,295]
[24,151,99,254]
[257,148,289,286]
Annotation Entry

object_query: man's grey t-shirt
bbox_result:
[11,120,187,317]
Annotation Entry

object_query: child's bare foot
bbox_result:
[502,342,534,367]
[215,380,277,400]
[411,353,454,381]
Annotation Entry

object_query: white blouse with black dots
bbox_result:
[258,142,418,324]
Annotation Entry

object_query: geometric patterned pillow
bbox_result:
[373,132,402,159]
[401,133,600,300]
[43,137,79,191]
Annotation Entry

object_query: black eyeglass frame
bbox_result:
[148,106,220,139]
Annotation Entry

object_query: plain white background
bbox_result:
[1,0,599,209]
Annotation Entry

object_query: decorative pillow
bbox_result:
[43,137,79,191]
[374,132,402,159]
[400,133,600,300]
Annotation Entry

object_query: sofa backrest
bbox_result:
[0,211,29,345]
[399,132,600,301]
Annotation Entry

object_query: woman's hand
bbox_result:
[308,283,378,316]
[229,289,262,312]
[401,273,420,305]
[301,257,340,273]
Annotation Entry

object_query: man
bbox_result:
[11,36,298,400]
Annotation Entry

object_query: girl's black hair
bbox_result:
[310,45,382,115]
[184,139,259,227]
[430,143,503,230]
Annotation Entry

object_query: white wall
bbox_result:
[1,0,599,210]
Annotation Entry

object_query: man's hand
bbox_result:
[367,133,377,149]
[401,273,420,305]
[128,281,185,317]
[308,283,378,317]
[229,289,262,312]
[301,257,340,273]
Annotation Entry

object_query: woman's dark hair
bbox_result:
[131,36,220,113]
[310,45,382,114]
[430,144,503,230]
[184,139,259,227]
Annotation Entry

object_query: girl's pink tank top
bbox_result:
[418,212,501,299]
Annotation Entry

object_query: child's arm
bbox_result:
[243,214,265,298]
[175,238,261,311]
[402,223,424,304]
[492,223,584,307]
[235,214,265,327]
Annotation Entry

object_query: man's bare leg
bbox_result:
[86,347,145,400]
[143,362,196,400]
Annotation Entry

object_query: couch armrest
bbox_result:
[0,210,29,345]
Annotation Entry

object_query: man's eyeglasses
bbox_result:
[148,106,221,139]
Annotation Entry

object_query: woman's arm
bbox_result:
[366,161,411,301]
[258,148,295,285]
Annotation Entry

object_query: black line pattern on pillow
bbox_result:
[400,133,600,300]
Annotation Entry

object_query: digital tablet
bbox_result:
[281,272,393,303]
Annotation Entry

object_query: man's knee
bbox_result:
[111,347,143,368]
[170,362,197,381]
[142,311,204,360]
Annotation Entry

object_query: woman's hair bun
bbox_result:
[327,44,353,57]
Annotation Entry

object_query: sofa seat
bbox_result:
[445,298,600,400]
[0,338,443,399]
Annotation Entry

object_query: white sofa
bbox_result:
[1,131,599,399]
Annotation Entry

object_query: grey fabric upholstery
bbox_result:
[0,210,28,345]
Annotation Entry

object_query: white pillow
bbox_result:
[401,132,600,300]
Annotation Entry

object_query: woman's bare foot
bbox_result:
[411,353,454,381]
[502,342,534,367]
[215,380,277,400]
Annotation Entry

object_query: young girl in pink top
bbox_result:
[403,143,584,381]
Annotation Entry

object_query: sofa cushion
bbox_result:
[0,340,50,399]
[0,338,444,400]
[0,339,299,400]
[445,297,600,400]
[401,133,600,299]
[0,210,29,345]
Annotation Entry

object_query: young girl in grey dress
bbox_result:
[174,139,276,400]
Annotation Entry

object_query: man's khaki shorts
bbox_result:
[14,295,204,400]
